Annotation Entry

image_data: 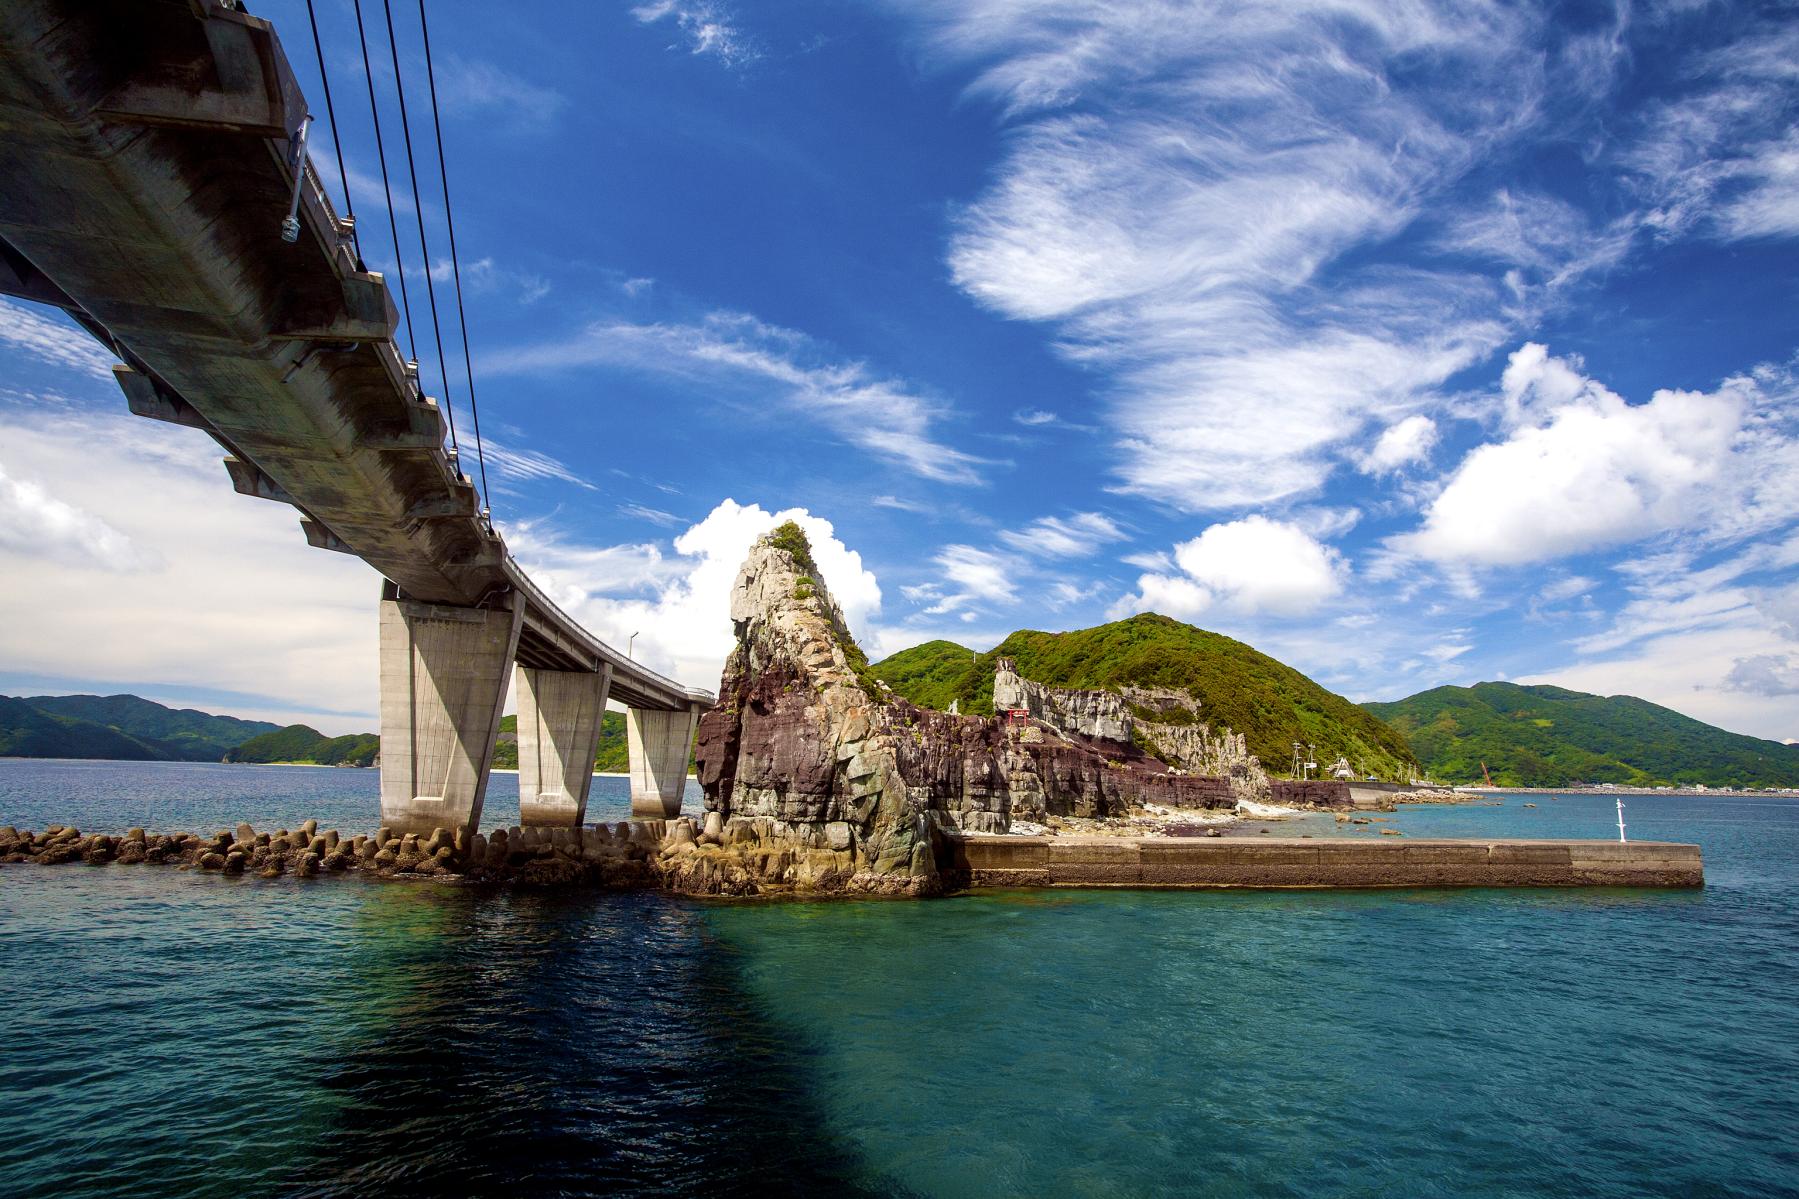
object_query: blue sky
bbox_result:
[3,0,1799,740]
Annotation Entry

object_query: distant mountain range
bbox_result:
[871,613,1420,780]
[0,693,280,762]
[0,693,653,772]
[11,668,1790,790]
[223,725,381,767]
[1363,681,1799,788]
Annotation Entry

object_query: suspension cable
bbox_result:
[302,0,359,262]
[350,0,443,452]
[381,0,466,487]
[416,0,491,517]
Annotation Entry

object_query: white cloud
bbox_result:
[0,459,160,572]
[921,544,1019,616]
[0,406,376,730]
[1622,22,1799,242]
[1521,624,1799,743]
[1046,579,1105,609]
[487,310,988,485]
[890,0,1551,510]
[482,441,594,491]
[997,511,1124,558]
[618,502,683,528]
[434,54,568,128]
[1120,549,1174,572]
[0,300,116,380]
[1392,344,1799,567]
[508,498,879,691]
[1722,653,1799,697]
[1112,515,1346,620]
[1359,415,1439,475]
[633,1,755,67]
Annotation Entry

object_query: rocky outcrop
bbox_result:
[993,665,1271,801]
[688,524,939,896]
[1135,721,1268,802]
[995,659,1130,742]
[685,524,1251,896]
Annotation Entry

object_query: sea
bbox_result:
[1,758,1795,1198]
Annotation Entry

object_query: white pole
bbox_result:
[1616,795,1626,843]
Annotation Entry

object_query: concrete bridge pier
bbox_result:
[627,703,703,818]
[515,663,612,827]
[378,587,522,837]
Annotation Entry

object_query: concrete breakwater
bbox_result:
[1,822,1702,892]
[0,821,664,888]
[948,835,1704,889]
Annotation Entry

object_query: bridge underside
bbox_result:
[0,0,711,836]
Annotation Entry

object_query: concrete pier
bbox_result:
[946,835,1704,889]
[378,593,522,837]
[627,704,702,818]
[516,663,612,827]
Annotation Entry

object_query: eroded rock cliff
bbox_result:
[679,524,1248,896]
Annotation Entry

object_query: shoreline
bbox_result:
[0,815,1705,894]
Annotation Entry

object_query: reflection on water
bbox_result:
[2,761,1796,1197]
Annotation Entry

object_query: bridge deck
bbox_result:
[0,0,707,711]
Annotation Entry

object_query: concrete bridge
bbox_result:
[0,0,712,835]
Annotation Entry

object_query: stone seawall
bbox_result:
[945,835,1703,889]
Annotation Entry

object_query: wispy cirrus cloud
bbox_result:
[998,511,1124,558]
[481,441,595,493]
[632,1,756,68]
[486,310,990,485]
[889,0,1555,511]
[0,299,115,380]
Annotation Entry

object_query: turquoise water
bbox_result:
[2,761,1796,1197]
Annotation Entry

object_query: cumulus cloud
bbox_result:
[1391,344,1793,567]
[508,498,879,691]
[1112,515,1346,620]
[1723,653,1799,697]
[0,459,160,572]
[0,407,375,728]
[487,309,987,485]
[1359,415,1439,475]
[997,511,1124,558]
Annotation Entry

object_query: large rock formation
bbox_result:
[682,524,1249,896]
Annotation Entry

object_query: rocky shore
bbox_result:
[0,820,677,888]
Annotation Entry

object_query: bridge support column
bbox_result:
[378,590,522,837]
[627,702,702,818]
[516,663,612,827]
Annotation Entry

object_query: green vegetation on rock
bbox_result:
[1364,681,1799,788]
[871,613,1419,780]
[225,724,379,766]
[1,693,281,762]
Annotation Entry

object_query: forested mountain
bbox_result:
[224,725,380,767]
[871,613,1419,780]
[1364,682,1799,788]
[2,693,280,761]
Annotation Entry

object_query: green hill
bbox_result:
[225,724,380,766]
[0,695,175,760]
[870,613,1419,780]
[1364,681,1799,788]
[2,693,281,762]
